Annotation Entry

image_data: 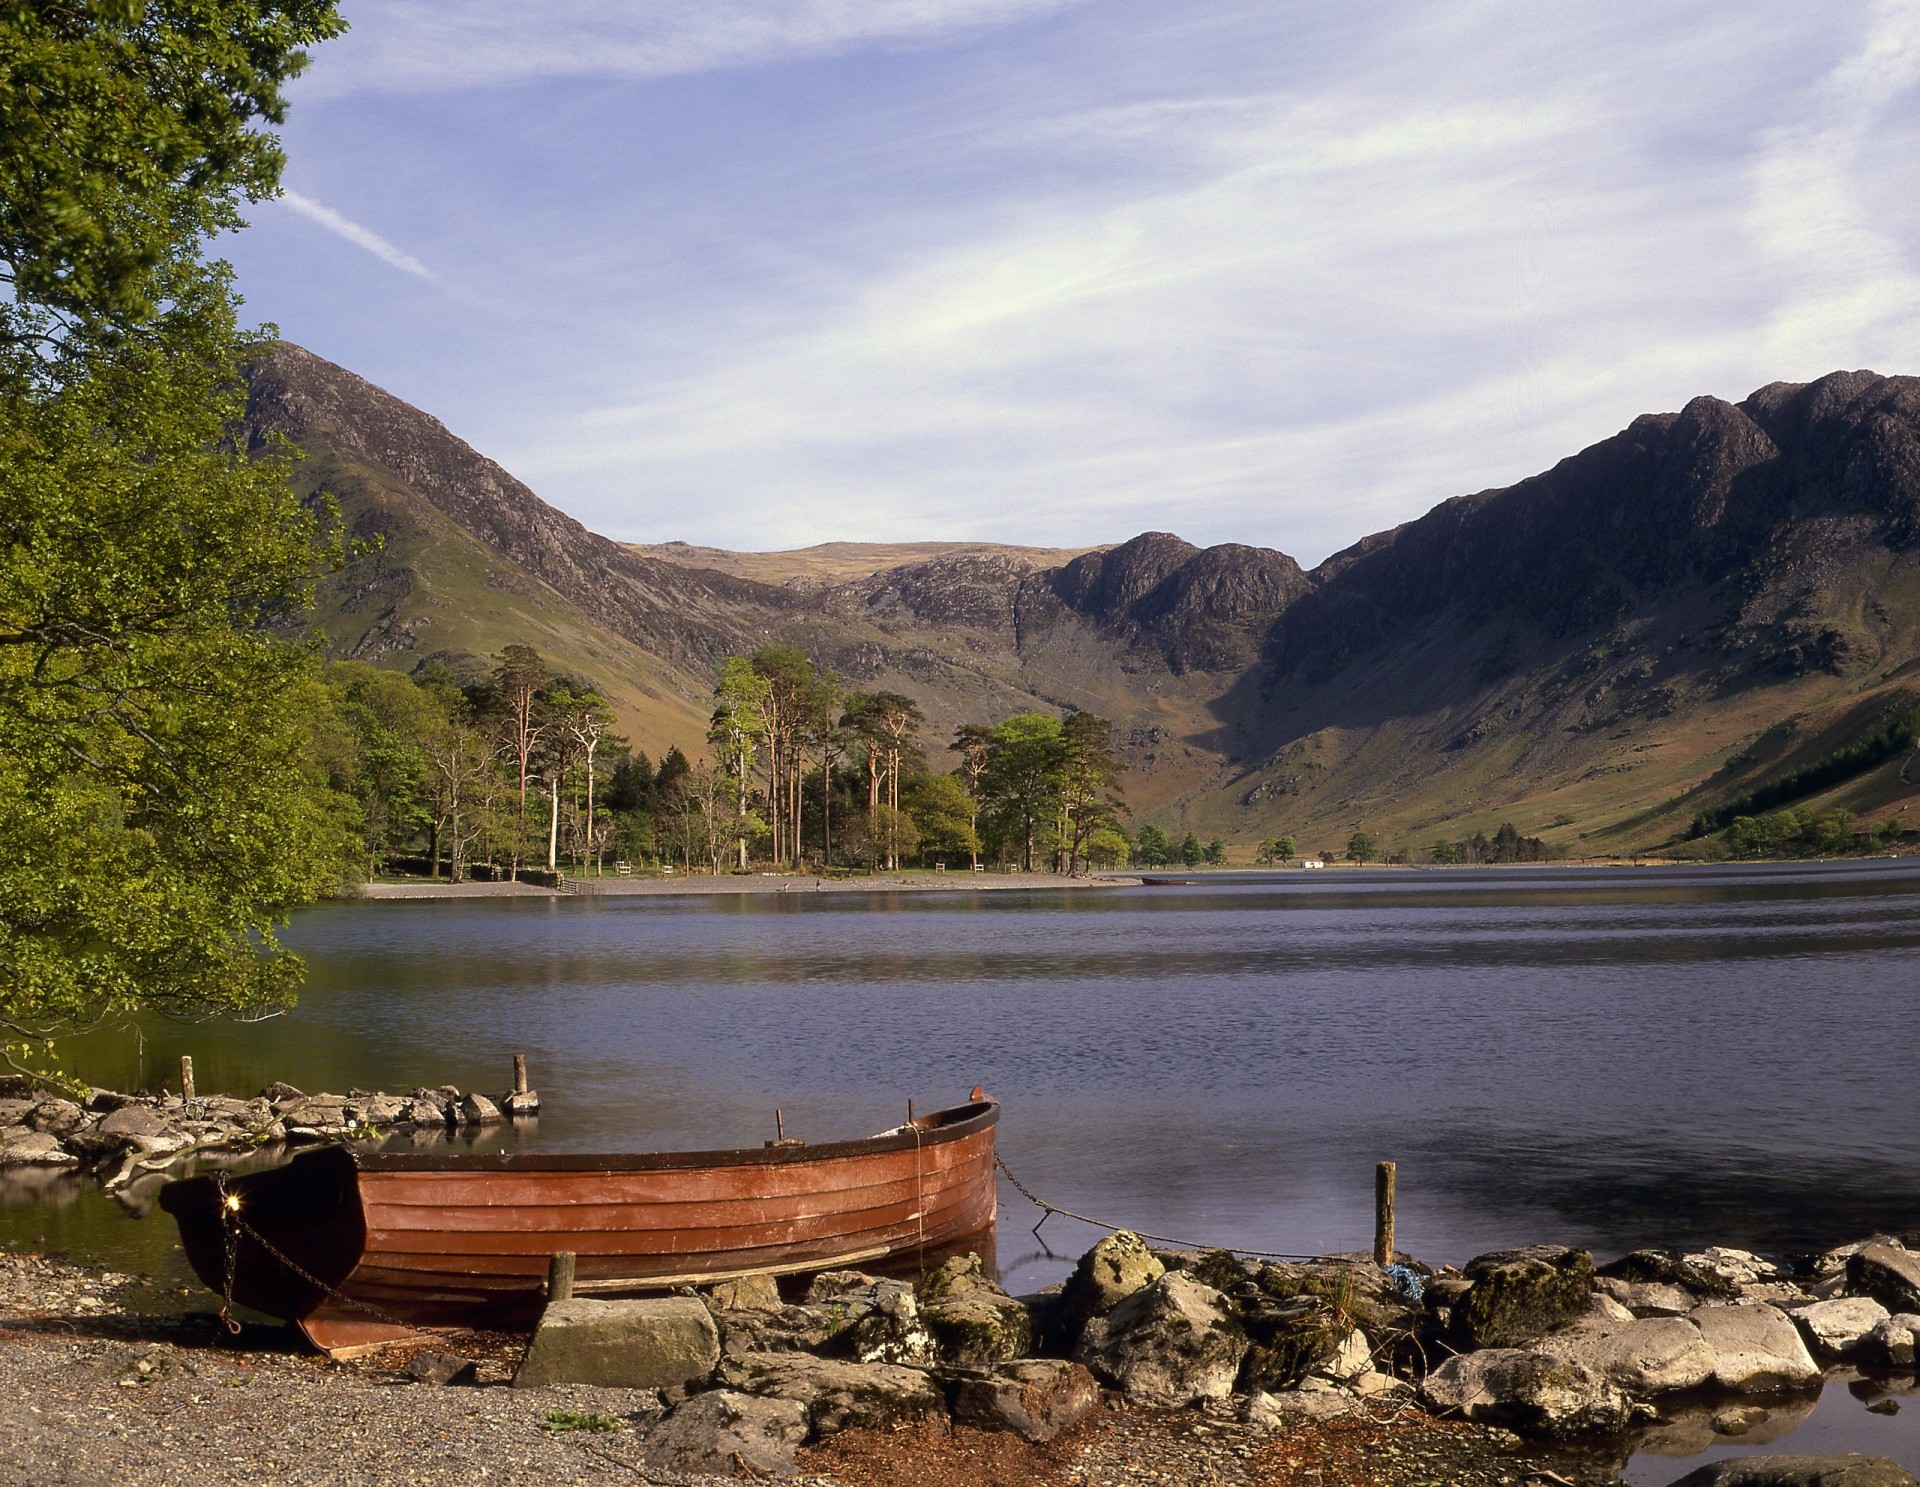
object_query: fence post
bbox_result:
[1373,1161,1396,1267]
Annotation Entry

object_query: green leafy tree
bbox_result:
[1132,823,1173,867]
[977,712,1066,871]
[903,774,978,864]
[1429,839,1462,865]
[1179,832,1204,867]
[1347,830,1377,863]
[1202,837,1227,866]
[1086,825,1131,869]
[1058,711,1127,873]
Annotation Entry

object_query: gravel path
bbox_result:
[1,1252,1616,1487]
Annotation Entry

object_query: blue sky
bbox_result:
[228,0,1920,565]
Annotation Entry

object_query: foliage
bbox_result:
[1346,830,1376,863]
[975,712,1067,871]
[1691,703,1920,838]
[903,774,977,863]
[1179,832,1203,867]
[1721,808,1893,860]
[1202,837,1227,866]
[1132,823,1173,867]
[1255,835,1294,865]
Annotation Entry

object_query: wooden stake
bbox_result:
[546,1251,576,1303]
[776,1108,785,1141]
[1374,1160,1397,1267]
[513,1054,529,1096]
[180,1056,195,1103]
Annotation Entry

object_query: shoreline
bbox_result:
[357,871,1137,900]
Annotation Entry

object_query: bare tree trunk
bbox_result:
[547,772,561,873]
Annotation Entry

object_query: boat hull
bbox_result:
[160,1095,999,1352]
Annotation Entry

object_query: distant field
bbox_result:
[631,539,1104,586]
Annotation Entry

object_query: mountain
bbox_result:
[248,344,1920,853]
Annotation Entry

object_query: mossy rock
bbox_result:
[918,1253,1033,1367]
[1453,1246,1594,1348]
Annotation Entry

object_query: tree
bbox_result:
[903,775,978,864]
[1132,824,1173,867]
[1179,832,1204,867]
[1202,838,1227,866]
[1429,839,1461,865]
[977,713,1066,871]
[710,658,768,870]
[1086,826,1131,869]
[1254,834,1295,865]
[486,645,551,878]
[948,723,993,870]
[1057,712,1127,874]
[1347,830,1377,863]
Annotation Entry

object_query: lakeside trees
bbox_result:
[0,1,348,1053]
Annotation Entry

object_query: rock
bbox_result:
[950,1358,1099,1442]
[1535,1316,1717,1396]
[406,1350,478,1386]
[1664,1454,1920,1487]
[1793,1296,1891,1359]
[0,1128,78,1166]
[342,1094,406,1126]
[1598,1277,1705,1316]
[917,1253,1032,1367]
[1235,1294,1352,1395]
[1849,1245,1920,1314]
[1350,1368,1409,1398]
[714,1303,844,1360]
[848,1287,936,1368]
[1075,1271,1248,1407]
[1060,1231,1165,1327]
[458,1092,504,1125]
[1814,1237,1905,1280]
[1713,1404,1771,1435]
[276,1096,348,1130]
[1599,1249,1740,1301]
[1453,1245,1596,1347]
[512,1298,720,1390]
[1863,1314,1920,1368]
[26,1099,89,1138]
[1242,1386,1360,1431]
[707,1273,782,1312]
[718,1351,947,1437]
[0,1098,33,1126]
[1315,1327,1372,1382]
[1257,1256,1423,1335]
[501,1090,541,1117]
[1684,1248,1782,1287]
[1588,1292,1637,1324]
[1689,1304,1821,1392]
[638,1390,809,1477]
[258,1081,305,1104]
[400,1097,449,1128]
[1421,1347,1630,1437]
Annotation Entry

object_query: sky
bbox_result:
[226,0,1920,566]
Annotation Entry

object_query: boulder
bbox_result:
[1664,1455,1920,1487]
[26,1099,89,1138]
[1421,1347,1629,1437]
[848,1286,936,1368]
[1535,1316,1717,1396]
[707,1274,782,1312]
[1863,1314,1920,1368]
[458,1093,504,1126]
[276,1097,348,1130]
[406,1351,478,1386]
[1075,1271,1248,1407]
[1257,1256,1423,1335]
[400,1097,450,1128]
[501,1089,541,1118]
[950,1359,1099,1442]
[1453,1245,1596,1348]
[512,1297,720,1390]
[1689,1304,1821,1392]
[802,1271,923,1357]
[1060,1231,1165,1329]
[1792,1297,1891,1359]
[1235,1293,1353,1395]
[342,1094,405,1126]
[0,1128,77,1166]
[638,1390,809,1477]
[1813,1237,1905,1280]
[917,1253,1032,1367]
[1242,1383,1360,1431]
[1598,1277,1705,1317]
[259,1081,305,1104]
[94,1105,169,1140]
[1600,1249,1739,1301]
[1683,1248,1782,1288]
[1315,1327,1372,1382]
[0,1098,34,1126]
[718,1351,947,1438]
[1849,1245,1920,1315]
[715,1304,840,1360]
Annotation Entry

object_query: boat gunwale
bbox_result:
[352,1097,998,1174]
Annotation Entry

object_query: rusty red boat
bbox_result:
[159,1090,999,1355]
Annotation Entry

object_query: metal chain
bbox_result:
[993,1152,1318,1261]
[213,1169,476,1346]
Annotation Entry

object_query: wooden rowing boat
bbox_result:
[159,1090,999,1355]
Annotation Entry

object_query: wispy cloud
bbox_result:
[304,0,1081,96]
[277,189,438,281]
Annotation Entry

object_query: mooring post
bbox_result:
[1374,1160,1397,1267]
[546,1251,576,1303]
[513,1054,529,1096]
[180,1055,195,1104]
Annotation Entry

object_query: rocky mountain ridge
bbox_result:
[251,343,1920,852]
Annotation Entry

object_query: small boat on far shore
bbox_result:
[159,1090,999,1356]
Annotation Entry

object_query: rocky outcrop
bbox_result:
[1421,1348,1629,1437]
[949,1359,1099,1442]
[1451,1246,1596,1348]
[1075,1272,1249,1407]
[637,1390,809,1477]
[1848,1244,1920,1314]
[1688,1304,1822,1392]
[915,1252,1032,1367]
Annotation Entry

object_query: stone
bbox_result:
[1714,1405,1772,1435]
[1664,1455,1920,1487]
[1421,1347,1629,1437]
[1862,1314,1920,1368]
[1242,1386,1359,1431]
[258,1081,305,1104]
[1314,1328,1372,1382]
[1849,1245,1920,1314]
[1793,1296,1891,1359]
[458,1092,504,1125]
[276,1097,348,1130]
[950,1359,1099,1442]
[718,1351,947,1437]
[1588,1292,1637,1324]
[501,1090,541,1117]
[0,1128,77,1166]
[1535,1316,1717,1396]
[1599,1249,1739,1301]
[1689,1304,1821,1392]
[707,1273,782,1312]
[26,1099,89,1138]
[1061,1231,1165,1327]
[1598,1277,1702,1316]
[1349,1369,1409,1399]
[400,1097,449,1128]
[406,1350,478,1386]
[715,1304,841,1359]
[341,1094,405,1126]
[848,1287,936,1368]
[917,1253,1032,1367]
[1453,1245,1596,1348]
[0,1098,33,1126]
[513,1298,720,1390]
[1684,1248,1782,1287]
[1814,1237,1905,1279]
[638,1390,809,1477]
[1075,1271,1248,1407]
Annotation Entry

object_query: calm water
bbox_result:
[6,859,1919,1475]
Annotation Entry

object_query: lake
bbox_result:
[5,858,1918,1476]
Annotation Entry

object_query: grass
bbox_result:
[541,1410,620,1434]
